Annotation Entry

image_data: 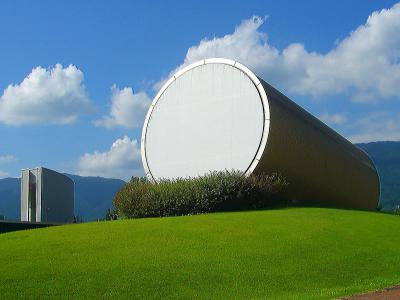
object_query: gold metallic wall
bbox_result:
[255,80,380,210]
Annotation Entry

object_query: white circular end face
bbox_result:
[142,60,269,180]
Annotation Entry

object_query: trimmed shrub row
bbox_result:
[113,171,288,219]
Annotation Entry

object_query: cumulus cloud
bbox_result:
[0,155,16,164]
[157,3,400,100]
[348,112,400,143]
[0,170,8,178]
[94,85,151,129]
[0,64,94,125]
[319,113,347,125]
[78,136,143,180]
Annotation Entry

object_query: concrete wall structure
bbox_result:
[141,58,380,210]
[21,167,74,223]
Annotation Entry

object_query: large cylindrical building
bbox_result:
[141,58,380,210]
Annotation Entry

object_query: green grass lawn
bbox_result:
[1,208,400,299]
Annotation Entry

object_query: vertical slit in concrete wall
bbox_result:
[28,172,37,222]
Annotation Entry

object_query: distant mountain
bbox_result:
[65,174,126,221]
[0,177,20,220]
[0,141,399,220]
[357,141,400,211]
[0,174,126,221]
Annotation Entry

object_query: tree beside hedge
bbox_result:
[113,171,288,219]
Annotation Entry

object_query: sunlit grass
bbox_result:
[1,208,400,299]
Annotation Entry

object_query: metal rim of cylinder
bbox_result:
[141,58,271,182]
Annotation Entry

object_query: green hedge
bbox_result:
[113,171,288,219]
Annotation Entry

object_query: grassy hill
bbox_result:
[1,208,400,299]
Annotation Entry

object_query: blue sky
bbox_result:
[0,0,399,180]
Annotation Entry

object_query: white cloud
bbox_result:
[0,64,94,125]
[319,113,347,125]
[0,155,16,164]
[348,112,400,143]
[0,170,9,178]
[157,3,400,100]
[94,85,151,129]
[78,136,143,180]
